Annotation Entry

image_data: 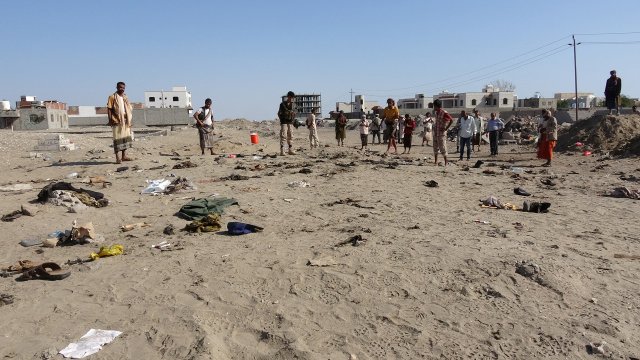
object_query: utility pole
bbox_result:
[349,88,354,114]
[570,35,581,122]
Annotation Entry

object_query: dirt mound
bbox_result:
[556,114,640,156]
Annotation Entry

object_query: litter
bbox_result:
[607,187,640,200]
[90,245,124,260]
[522,200,551,213]
[424,180,439,188]
[575,142,583,147]
[288,180,310,188]
[513,187,531,196]
[183,213,222,233]
[66,172,79,179]
[141,179,172,194]
[307,256,338,267]
[583,151,592,156]
[120,222,150,232]
[226,222,263,235]
[59,329,123,359]
[172,160,198,169]
[0,183,33,193]
[177,197,238,221]
[19,239,42,247]
[336,235,367,247]
[474,220,491,225]
[16,262,70,281]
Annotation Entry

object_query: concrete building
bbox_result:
[397,94,432,110]
[517,97,557,109]
[4,96,69,130]
[554,92,594,100]
[281,93,321,118]
[353,95,379,114]
[145,86,192,109]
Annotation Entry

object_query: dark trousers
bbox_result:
[489,130,499,155]
[459,136,471,159]
[371,130,381,143]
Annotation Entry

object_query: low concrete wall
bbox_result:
[69,108,191,127]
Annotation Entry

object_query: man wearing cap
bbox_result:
[604,70,622,115]
[278,91,297,155]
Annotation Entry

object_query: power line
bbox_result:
[353,35,571,93]
[581,40,640,44]
[574,31,640,36]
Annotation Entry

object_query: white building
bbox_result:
[145,86,192,109]
[354,95,380,114]
[397,94,432,110]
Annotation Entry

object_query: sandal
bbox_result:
[16,262,70,281]
[121,157,134,162]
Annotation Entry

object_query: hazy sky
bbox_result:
[2,0,639,119]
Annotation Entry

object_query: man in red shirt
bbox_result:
[432,99,453,166]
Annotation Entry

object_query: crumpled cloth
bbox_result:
[480,196,518,210]
[184,213,222,233]
[609,187,640,200]
[59,329,122,359]
[177,197,238,221]
[90,245,124,260]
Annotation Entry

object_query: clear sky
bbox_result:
[2,0,638,120]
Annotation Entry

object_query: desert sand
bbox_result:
[0,117,639,359]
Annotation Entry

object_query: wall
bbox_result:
[14,108,68,130]
[68,108,191,127]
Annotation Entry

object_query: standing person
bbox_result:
[382,98,399,154]
[371,114,382,144]
[402,114,416,154]
[472,109,484,152]
[537,109,558,167]
[358,115,370,150]
[397,113,405,144]
[421,112,433,146]
[193,98,215,155]
[335,110,347,146]
[633,105,640,115]
[306,107,319,149]
[278,91,297,155]
[107,81,134,164]
[485,113,505,156]
[604,70,622,115]
[432,99,453,166]
[457,110,477,161]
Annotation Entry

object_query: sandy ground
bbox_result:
[0,121,639,360]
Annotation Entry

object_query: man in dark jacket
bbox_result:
[605,70,622,115]
[278,91,296,155]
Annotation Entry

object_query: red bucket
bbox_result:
[250,132,259,145]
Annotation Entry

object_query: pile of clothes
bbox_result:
[38,182,109,209]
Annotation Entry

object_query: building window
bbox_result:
[502,98,508,105]
[149,97,156,102]
[472,99,477,106]
[428,103,433,109]
[50,114,54,122]
[173,96,179,101]
[460,100,464,107]
[493,99,497,106]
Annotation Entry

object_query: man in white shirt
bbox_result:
[472,109,484,152]
[306,107,319,149]
[457,110,477,161]
[193,98,215,155]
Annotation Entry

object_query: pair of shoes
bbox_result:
[514,187,531,196]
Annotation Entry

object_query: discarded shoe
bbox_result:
[16,262,70,281]
[514,187,531,196]
[424,180,439,188]
[473,160,484,168]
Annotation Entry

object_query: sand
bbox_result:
[0,120,639,359]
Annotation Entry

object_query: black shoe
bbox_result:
[473,160,484,168]
[514,187,531,196]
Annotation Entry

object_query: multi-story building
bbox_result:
[145,86,192,109]
[281,93,321,118]
[397,94,432,110]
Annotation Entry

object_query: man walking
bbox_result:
[485,113,504,156]
[472,109,484,152]
[193,98,215,155]
[433,99,453,166]
[278,91,296,155]
[604,70,622,115]
[457,110,477,161]
[371,114,382,144]
[306,107,319,149]
[107,81,134,164]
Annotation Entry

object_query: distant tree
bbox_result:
[619,94,635,107]
[557,99,569,109]
[492,79,516,92]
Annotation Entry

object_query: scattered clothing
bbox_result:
[177,197,239,221]
[226,222,264,235]
[608,187,640,200]
[522,200,551,213]
[514,187,531,197]
[184,213,222,233]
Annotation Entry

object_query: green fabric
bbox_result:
[178,197,238,221]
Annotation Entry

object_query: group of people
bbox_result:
[105,85,559,168]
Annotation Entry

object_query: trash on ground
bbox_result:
[288,180,310,188]
[172,160,198,169]
[335,235,367,247]
[16,262,71,281]
[59,329,123,359]
[183,213,222,233]
[120,222,150,232]
[177,197,238,221]
[522,200,551,213]
[90,245,124,260]
[226,222,263,235]
[307,256,338,267]
[607,187,640,200]
[141,179,172,194]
